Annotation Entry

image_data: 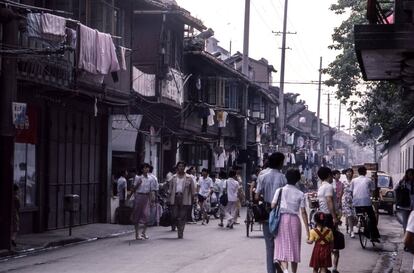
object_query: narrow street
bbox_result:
[0,209,402,273]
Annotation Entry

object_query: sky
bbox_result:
[177,0,351,132]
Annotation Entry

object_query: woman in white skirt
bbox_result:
[271,168,310,273]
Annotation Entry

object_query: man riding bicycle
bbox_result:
[351,166,381,243]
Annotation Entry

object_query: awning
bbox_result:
[111,115,143,152]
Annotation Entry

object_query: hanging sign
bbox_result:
[12,102,28,129]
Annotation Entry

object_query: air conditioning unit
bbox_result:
[260,113,265,119]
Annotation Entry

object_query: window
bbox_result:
[90,0,121,36]
[225,82,239,110]
[165,29,182,70]
[14,143,36,207]
[205,78,225,106]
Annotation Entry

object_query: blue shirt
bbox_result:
[255,169,287,203]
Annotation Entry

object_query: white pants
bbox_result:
[225,201,237,225]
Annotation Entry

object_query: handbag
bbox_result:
[333,229,345,250]
[269,189,283,236]
[220,180,228,206]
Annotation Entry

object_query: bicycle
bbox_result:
[356,210,376,249]
[244,201,263,237]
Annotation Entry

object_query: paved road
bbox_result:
[0,210,402,273]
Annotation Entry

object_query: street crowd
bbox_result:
[108,152,414,273]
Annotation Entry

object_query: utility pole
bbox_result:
[0,11,18,250]
[317,57,322,138]
[278,0,289,141]
[327,93,331,127]
[241,0,250,192]
[337,102,342,131]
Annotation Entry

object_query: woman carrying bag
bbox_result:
[271,168,310,273]
[395,169,414,231]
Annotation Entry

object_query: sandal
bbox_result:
[141,234,149,240]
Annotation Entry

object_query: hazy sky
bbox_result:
[177,0,351,131]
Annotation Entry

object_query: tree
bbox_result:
[324,0,411,143]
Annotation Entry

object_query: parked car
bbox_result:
[375,172,394,215]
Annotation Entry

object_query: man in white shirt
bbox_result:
[317,167,337,223]
[351,166,380,242]
[225,170,240,228]
[198,168,213,225]
[255,152,286,273]
[215,171,227,227]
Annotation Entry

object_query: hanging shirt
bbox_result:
[217,111,228,128]
[119,46,127,71]
[96,31,120,74]
[78,24,98,74]
[207,108,215,126]
[40,13,66,37]
[214,151,226,168]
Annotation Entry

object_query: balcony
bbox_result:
[17,36,75,89]
[16,31,129,103]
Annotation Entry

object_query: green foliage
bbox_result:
[324,0,412,144]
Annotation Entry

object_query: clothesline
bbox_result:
[23,12,132,52]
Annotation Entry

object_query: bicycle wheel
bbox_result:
[245,209,251,237]
[358,218,368,249]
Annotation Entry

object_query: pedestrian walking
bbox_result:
[403,210,414,273]
[351,166,381,242]
[308,212,334,273]
[271,168,310,273]
[168,161,196,239]
[316,166,339,273]
[186,166,198,223]
[342,168,356,238]
[255,152,287,273]
[331,170,344,271]
[395,168,414,231]
[216,171,227,227]
[225,170,240,229]
[148,166,161,226]
[234,165,245,224]
[130,163,157,240]
[198,168,213,225]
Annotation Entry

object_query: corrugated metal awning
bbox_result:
[111,115,143,152]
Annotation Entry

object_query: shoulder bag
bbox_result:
[220,180,229,206]
[269,188,283,236]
